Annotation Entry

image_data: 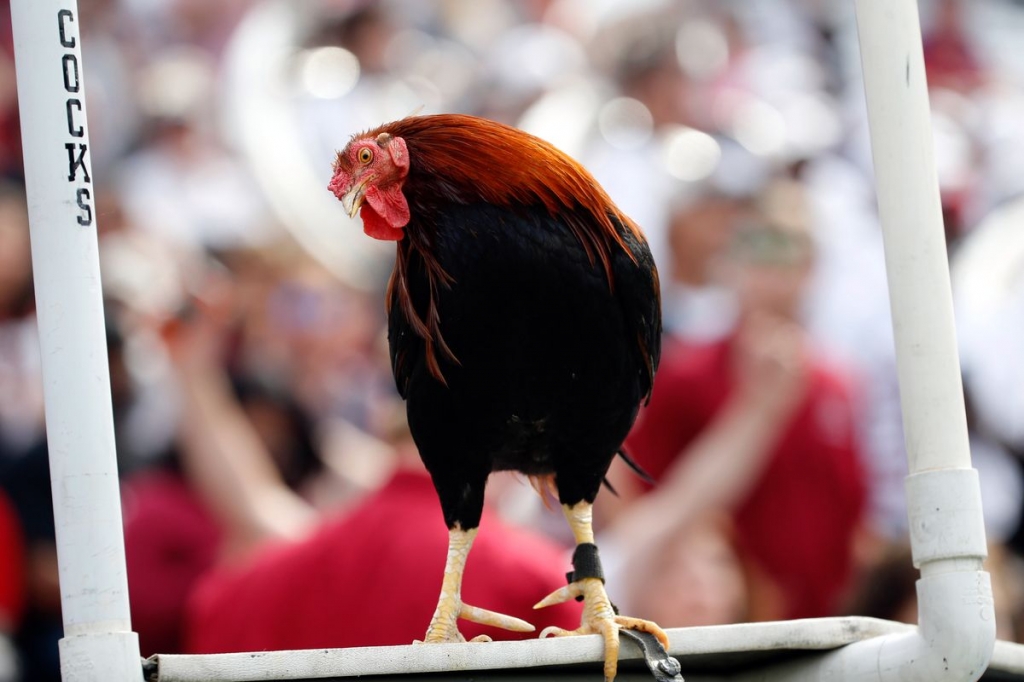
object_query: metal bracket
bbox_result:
[619,629,684,682]
[143,656,159,681]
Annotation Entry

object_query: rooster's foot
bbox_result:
[419,595,535,644]
[535,577,668,681]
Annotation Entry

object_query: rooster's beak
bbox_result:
[340,177,370,218]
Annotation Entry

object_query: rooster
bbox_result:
[329,114,665,680]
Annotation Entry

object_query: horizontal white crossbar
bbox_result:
[144,617,1024,682]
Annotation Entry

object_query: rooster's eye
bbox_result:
[358,148,374,164]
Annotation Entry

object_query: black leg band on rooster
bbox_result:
[566,542,618,610]
[567,542,605,584]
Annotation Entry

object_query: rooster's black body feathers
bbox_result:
[388,198,661,530]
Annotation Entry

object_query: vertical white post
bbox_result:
[855,0,971,476]
[10,1,142,680]
[856,0,993,678]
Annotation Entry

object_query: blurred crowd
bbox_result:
[1,0,1024,679]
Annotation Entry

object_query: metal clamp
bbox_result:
[619,629,684,682]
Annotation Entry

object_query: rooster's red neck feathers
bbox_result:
[359,115,642,260]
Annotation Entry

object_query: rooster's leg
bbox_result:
[421,526,536,643]
[534,502,669,681]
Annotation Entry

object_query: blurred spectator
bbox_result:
[254,258,391,434]
[115,109,272,250]
[606,178,869,621]
[120,260,378,655]
[0,488,23,638]
[74,0,146,177]
[582,11,695,282]
[0,3,18,179]
[114,43,273,251]
[122,0,247,56]
[144,271,580,652]
[122,463,221,658]
[798,153,908,541]
[184,433,583,653]
[0,182,42,458]
[842,543,918,625]
[0,182,49,681]
[0,492,18,682]
[660,191,746,342]
[923,0,985,93]
[622,514,752,628]
[0,439,58,682]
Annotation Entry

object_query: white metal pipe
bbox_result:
[734,1,996,679]
[10,1,141,679]
[856,0,971,476]
[146,619,914,681]
[144,619,1024,681]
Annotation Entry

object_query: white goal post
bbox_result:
[10,1,142,680]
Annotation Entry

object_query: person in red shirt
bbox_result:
[123,467,222,656]
[184,459,582,653]
[604,179,869,622]
[156,274,582,653]
[922,0,985,94]
[0,489,23,634]
[625,329,867,619]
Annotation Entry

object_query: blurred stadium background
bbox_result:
[1,1,1024,680]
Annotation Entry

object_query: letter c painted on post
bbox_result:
[58,9,76,48]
